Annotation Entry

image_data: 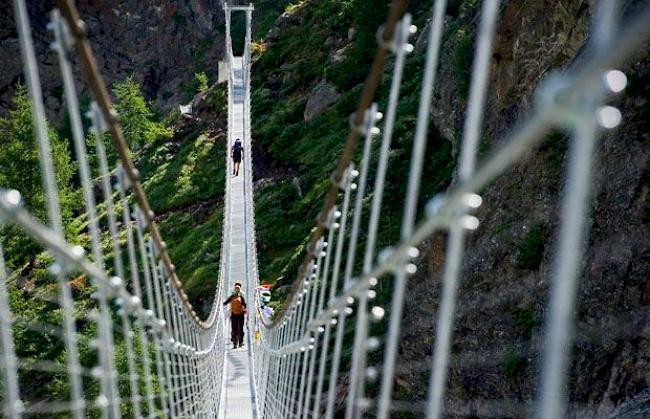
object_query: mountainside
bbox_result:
[0,0,224,119]
[1,0,647,416]
[249,0,649,416]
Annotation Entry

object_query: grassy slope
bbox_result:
[137,124,227,317]
[251,0,455,291]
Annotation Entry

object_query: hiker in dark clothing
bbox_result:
[223,282,247,348]
[232,138,243,176]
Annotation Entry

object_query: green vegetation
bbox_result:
[189,38,215,78]
[0,85,75,269]
[0,85,75,220]
[1,74,226,409]
[537,131,568,194]
[326,0,388,89]
[140,133,225,212]
[504,344,526,380]
[173,13,187,27]
[207,84,228,114]
[195,71,209,93]
[441,0,482,100]
[113,77,172,151]
[228,0,295,56]
[253,1,356,93]
[251,0,294,37]
[515,223,548,271]
[511,306,540,339]
[159,207,224,311]
[251,0,455,285]
[627,68,650,130]
[451,28,474,100]
[255,181,312,284]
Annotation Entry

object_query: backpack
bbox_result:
[230,295,244,315]
[233,141,242,153]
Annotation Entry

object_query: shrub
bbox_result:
[515,223,548,270]
[251,40,267,58]
[504,344,526,380]
[511,306,540,339]
[194,71,209,93]
[207,84,228,114]
[326,0,386,89]
[451,28,474,100]
[173,13,187,27]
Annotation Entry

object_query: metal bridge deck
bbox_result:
[220,56,256,419]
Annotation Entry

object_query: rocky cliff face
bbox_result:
[0,0,225,120]
[398,1,649,417]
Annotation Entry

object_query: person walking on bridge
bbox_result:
[232,138,243,176]
[223,282,247,348]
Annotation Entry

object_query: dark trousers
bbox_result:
[231,314,245,345]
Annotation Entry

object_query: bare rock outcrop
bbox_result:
[0,0,225,120]
[303,79,340,121]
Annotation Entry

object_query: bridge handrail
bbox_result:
[254,0,408,330]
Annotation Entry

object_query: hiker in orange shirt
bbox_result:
[223,282,247,348]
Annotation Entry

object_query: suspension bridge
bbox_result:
[0,0,649,418]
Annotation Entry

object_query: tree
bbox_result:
[113,77,172,151]
[0,85,75,269]
[113,77,153,151]
[0,84,74,221]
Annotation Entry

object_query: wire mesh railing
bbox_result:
[1,0,230,417]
